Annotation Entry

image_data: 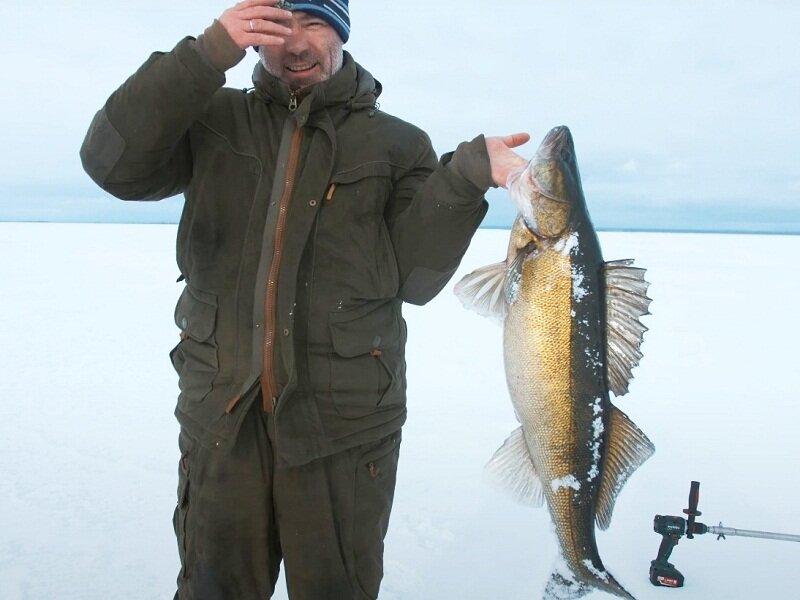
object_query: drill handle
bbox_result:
[684,480,702,538]
[656,533,679,563]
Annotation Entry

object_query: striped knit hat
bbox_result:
[283,1,350,43]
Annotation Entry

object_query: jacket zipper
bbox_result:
[261,123,304,413]
[224,93,301,416]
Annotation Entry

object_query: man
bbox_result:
[80,1,529,598]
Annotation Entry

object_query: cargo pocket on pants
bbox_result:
[351,432,401,599]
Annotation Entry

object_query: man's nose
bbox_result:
[283,23,309,54]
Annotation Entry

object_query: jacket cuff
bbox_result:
[445,134,495,192]
[194,19,246,73]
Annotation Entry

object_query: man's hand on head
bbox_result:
[219,0,294,50]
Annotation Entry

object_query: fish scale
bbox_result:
[507,243,605,579]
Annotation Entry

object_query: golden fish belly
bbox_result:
[503,245,603,567]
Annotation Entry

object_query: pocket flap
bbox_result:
[332,161,394,185]
[329,304,401,358]
[174,286,218,342]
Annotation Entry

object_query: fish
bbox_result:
[454,126,654,599]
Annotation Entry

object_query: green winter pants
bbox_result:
[173,401,401,600]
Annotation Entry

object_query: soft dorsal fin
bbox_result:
[453,261,509,321]
[604,259,652,396]
[595,405,655,530]
[483,426,545,507]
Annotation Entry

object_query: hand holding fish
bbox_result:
[219,0,293,50]
[485,133,531,188]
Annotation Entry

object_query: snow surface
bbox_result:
[1,223,799,599]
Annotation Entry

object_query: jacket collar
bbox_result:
[252,51,381,116]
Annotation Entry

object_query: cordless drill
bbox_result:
[650,480,800,588]
[650,481,706,587]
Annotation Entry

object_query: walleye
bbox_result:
[455,126,654,599]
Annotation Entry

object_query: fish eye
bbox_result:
[560,148,572,162]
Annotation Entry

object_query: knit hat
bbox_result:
[283,1,350,43]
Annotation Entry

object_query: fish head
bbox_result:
[507,126,583,244]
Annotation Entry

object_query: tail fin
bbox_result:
[543,568,591,599]
[544,559,636,600]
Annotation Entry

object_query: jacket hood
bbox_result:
[252,51,381,113]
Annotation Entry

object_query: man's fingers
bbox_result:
[239,4,293,37]
[243,33,288,47]
[220,0,294,49]
[503,133,530,149]
[245,16,293,37]
[235,0,284,8]
[240,5,292,23]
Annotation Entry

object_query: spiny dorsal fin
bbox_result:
[604,259,652,396]
[484,427,545,507]
[454,261,508,321]
[595,405,655,530]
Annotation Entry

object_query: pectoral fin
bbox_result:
[453,261,509,321]
[483,426,545,507]
[595,405,655,530]
[604,259,652,396]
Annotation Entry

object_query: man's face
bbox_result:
[259,11,344,92]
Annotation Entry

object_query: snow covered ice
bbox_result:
[1,223,799,599]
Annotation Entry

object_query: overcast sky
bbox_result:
[1,1,798,230]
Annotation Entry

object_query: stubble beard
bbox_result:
[259,44,344,93]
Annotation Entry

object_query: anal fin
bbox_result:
[595,405,655,530]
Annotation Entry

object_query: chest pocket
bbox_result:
[324,162,395,217]
[313,162,400,300]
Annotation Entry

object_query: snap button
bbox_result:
[309,199,317,207]
[283,328,290,336]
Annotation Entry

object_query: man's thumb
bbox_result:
[503,132,530,148]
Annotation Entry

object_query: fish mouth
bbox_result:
[528,125,577,205]
[537,126,575,162]
[508,126,577,237]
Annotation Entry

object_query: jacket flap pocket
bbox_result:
[332,161,394,185]
[174,286,218,342]
[329,304,401,358]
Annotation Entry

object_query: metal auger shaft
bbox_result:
[706,523,800,543]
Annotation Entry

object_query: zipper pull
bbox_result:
[288,93,298,112]
[325,183,336,203]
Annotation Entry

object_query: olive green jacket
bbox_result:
[81,21,492,465]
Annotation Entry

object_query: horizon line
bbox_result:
[2,219,798,237]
